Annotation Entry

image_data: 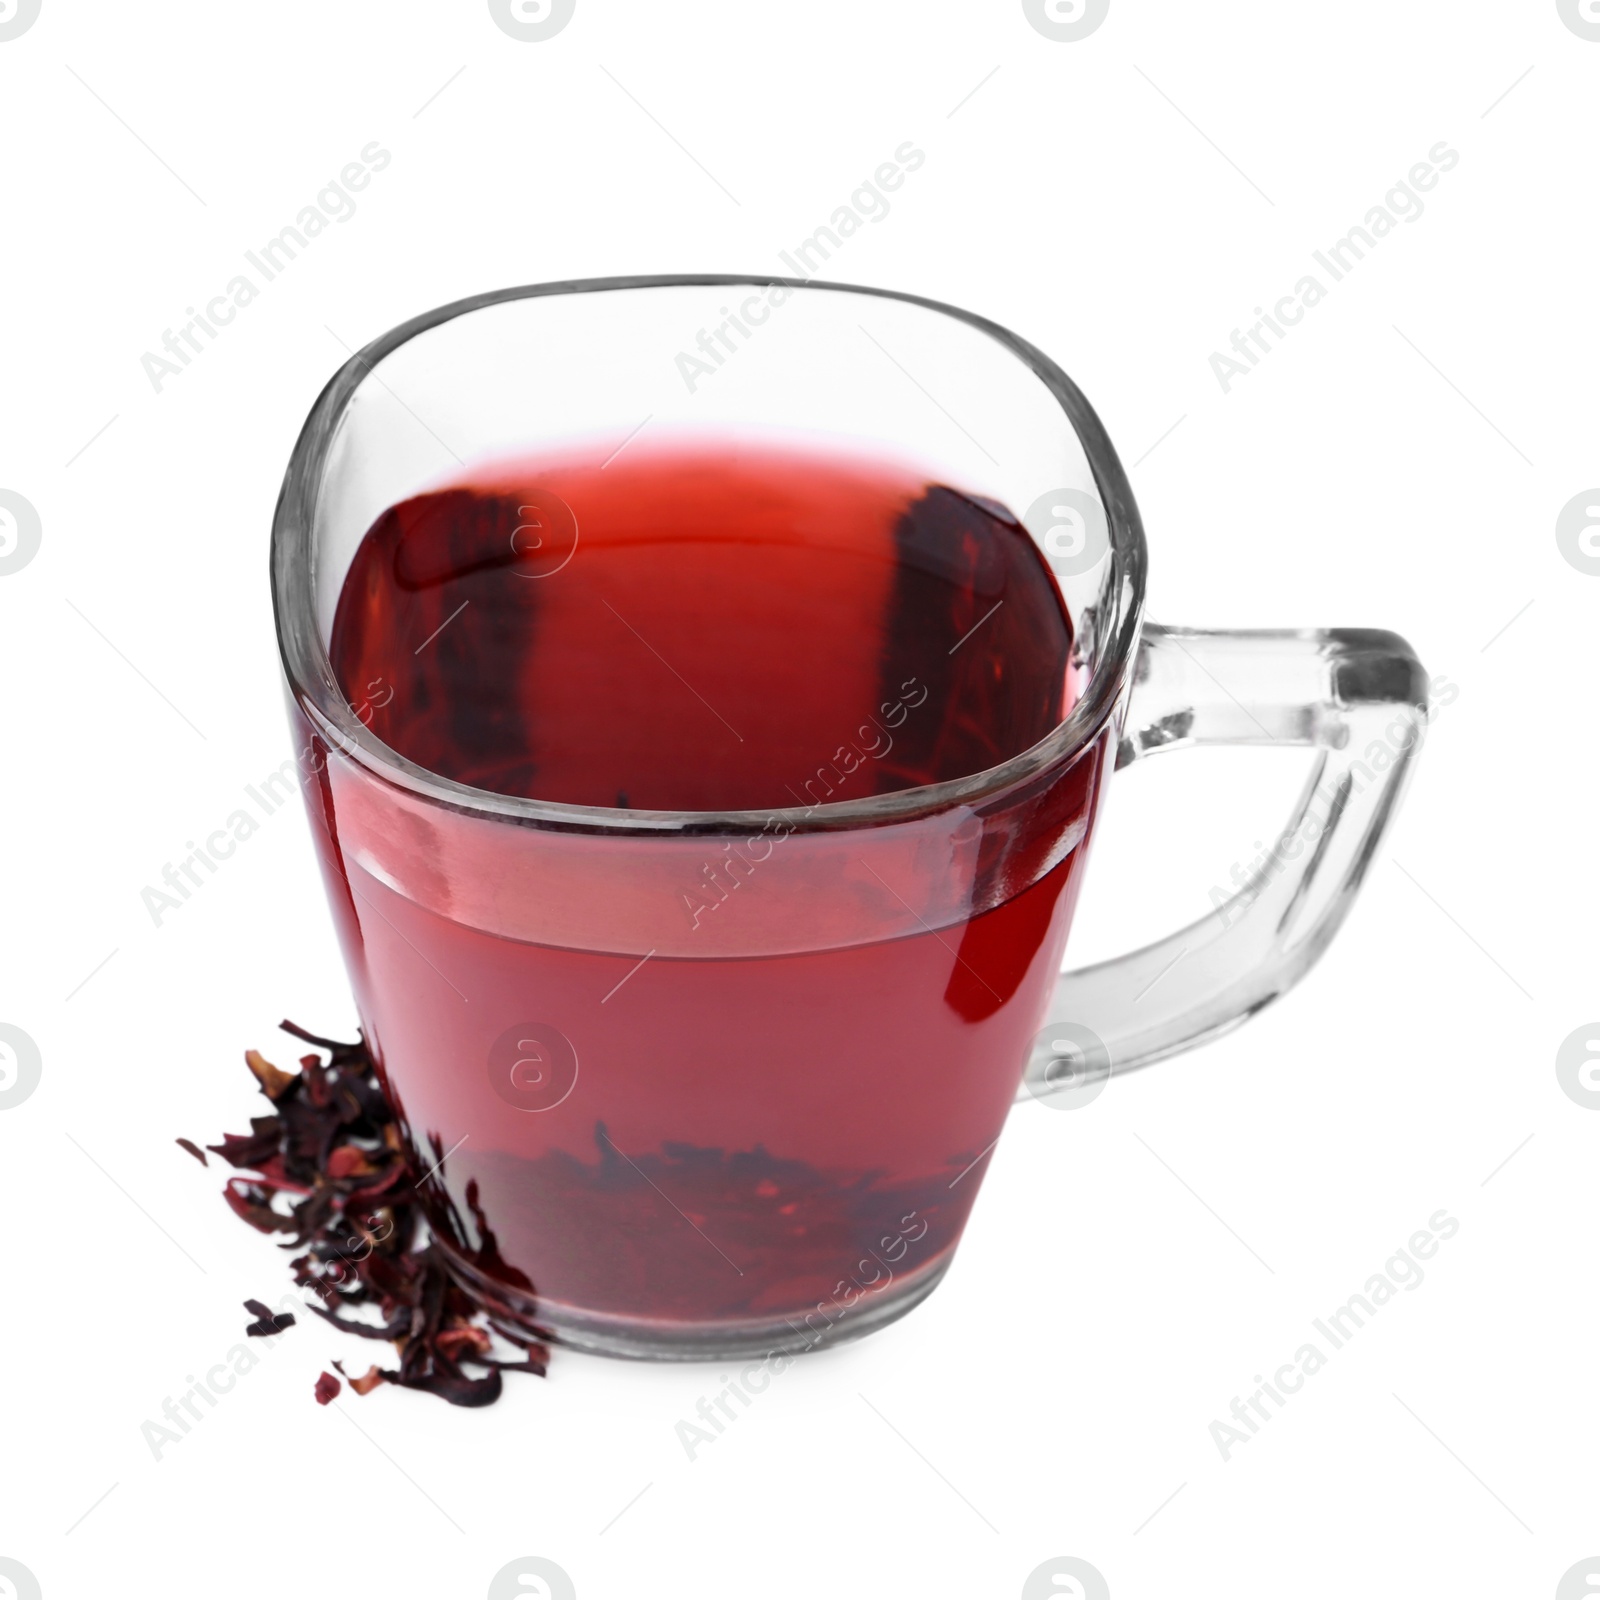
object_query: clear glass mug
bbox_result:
[271,276,1427,1359]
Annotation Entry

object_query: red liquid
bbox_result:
[311,441,1107,1344]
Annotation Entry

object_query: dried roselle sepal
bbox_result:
[244,1049,299,1102]
[327,1146,378,1180]
[209,1131,285,1171]
[435,1322,494,1363]
[333,1361,387,1396]
[244,1299,296,1337]
[393,1366,504,1407]
[223,1182,296,1235]
[189,1020,552,1407]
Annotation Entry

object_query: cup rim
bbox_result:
[270,273,1148,835]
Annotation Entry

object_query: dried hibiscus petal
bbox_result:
[333,1361,388,1396]
[245,1048,299,1102]
[187,1021,551,1407]
[244,1298,296,1337]
[326,1146,377,1180]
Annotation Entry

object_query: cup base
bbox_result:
[437,1239,954,1363]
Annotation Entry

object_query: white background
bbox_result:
[2,2,1596,1597]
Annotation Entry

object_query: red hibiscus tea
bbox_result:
[305,439,1104,1354]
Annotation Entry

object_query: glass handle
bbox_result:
[1021,623,1430,1098]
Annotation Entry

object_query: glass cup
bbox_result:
[271,276,1427,1359]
